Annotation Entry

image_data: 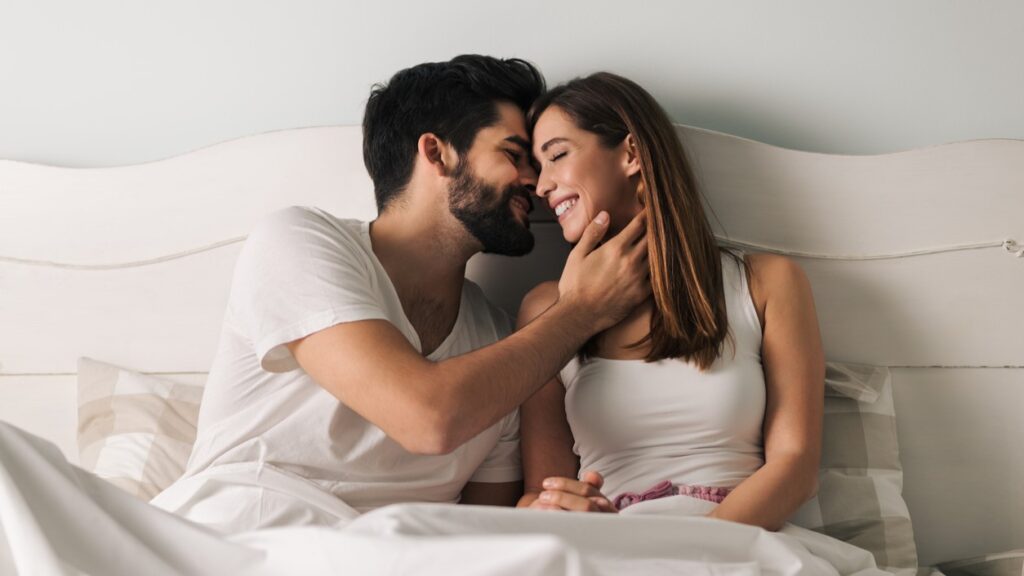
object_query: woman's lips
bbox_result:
[553,195,579,220]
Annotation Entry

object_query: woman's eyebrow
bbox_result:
[539,137,570,153]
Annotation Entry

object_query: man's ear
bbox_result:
[418,133,458,177]
[622,134,642,178]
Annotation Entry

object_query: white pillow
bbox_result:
[77,357,203,500]
[790,361,918,575]
[937,549,1024,576]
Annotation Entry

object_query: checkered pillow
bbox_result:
[77,357,203,500]
[789,361,919,575]
[936,549,1024,576]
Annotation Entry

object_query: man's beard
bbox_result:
[447,161,535,256]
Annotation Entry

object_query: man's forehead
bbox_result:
[487,102,530,146]
[475,123,530,152]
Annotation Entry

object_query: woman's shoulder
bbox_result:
[739,252,813,325]
[743,253,809,291]
[745,251,806,280]
[516,281,560,329]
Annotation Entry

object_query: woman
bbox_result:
[516,72,825,532]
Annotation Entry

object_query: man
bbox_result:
[150,54,650,532]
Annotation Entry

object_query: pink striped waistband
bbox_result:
[612,480,732,511]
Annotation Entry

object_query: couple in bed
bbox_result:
[147,52,826,539]
[1,52,879,576]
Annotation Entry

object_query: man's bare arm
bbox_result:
[287,212,649,455]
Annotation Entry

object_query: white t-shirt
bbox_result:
[151,206,520,532]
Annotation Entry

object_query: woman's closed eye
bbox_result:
[549,151,567,162]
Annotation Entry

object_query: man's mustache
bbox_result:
[502,185,534,214]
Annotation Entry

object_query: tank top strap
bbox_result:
[721,250,764,354]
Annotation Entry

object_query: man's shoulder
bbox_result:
[247,206,369,257]
[229,207,377,304]
[254,206,363,237]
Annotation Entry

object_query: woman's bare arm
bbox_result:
[707,254,824,531]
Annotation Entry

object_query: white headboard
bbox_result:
[1,126,1021,565]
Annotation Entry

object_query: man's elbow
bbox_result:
[392,401,464,456]
[364,365,473,455]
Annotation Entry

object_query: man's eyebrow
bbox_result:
[539,137,569,153]
[504,135,530,151]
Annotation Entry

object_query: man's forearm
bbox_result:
[427,299,597,451]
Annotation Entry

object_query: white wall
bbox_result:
[2,0,1022,167]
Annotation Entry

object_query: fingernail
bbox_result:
[539,492,552,501]
[595,211,609,225]
[542,479,556,488]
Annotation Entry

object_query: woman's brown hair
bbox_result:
[529,72,739,370]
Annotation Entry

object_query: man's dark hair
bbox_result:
[362,54,545,213]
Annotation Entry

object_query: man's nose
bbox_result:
[520,162,538,193]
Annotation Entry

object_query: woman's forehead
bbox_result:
[532,108,585,154]
[533,106,575,134]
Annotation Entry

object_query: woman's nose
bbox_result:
[535,170,554,199]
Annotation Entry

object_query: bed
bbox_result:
[1,125,1022,575]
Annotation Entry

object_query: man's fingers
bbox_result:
[629,238,650,270]
[568,211,610,260]
[598,208,647,249]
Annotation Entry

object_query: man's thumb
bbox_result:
[571,211,609,258]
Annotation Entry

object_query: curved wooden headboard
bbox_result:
[1,126,1021,564]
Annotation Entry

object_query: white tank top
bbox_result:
[560,252,765,498]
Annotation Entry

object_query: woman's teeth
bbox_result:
[554,198,577,217]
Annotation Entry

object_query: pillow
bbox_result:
[77,357,204,500]
[936,549,1024,576]
[789,361,918,575]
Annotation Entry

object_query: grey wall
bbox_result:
[2,0,1022,167]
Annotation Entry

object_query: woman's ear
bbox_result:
[418,133,458,177]
[622,134,642,178]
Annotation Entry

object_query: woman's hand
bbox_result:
[528,471,617,513]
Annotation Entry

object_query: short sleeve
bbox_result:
[468,409,522,483]
[230,207,389,373]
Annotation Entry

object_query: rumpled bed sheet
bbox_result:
[0,422,889,576]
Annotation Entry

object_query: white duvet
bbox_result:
[0,423,889,576]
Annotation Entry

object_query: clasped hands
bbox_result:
[528,470,618,513]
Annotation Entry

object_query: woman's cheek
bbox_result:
[582,194,596,221]
[561,209,587,244]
